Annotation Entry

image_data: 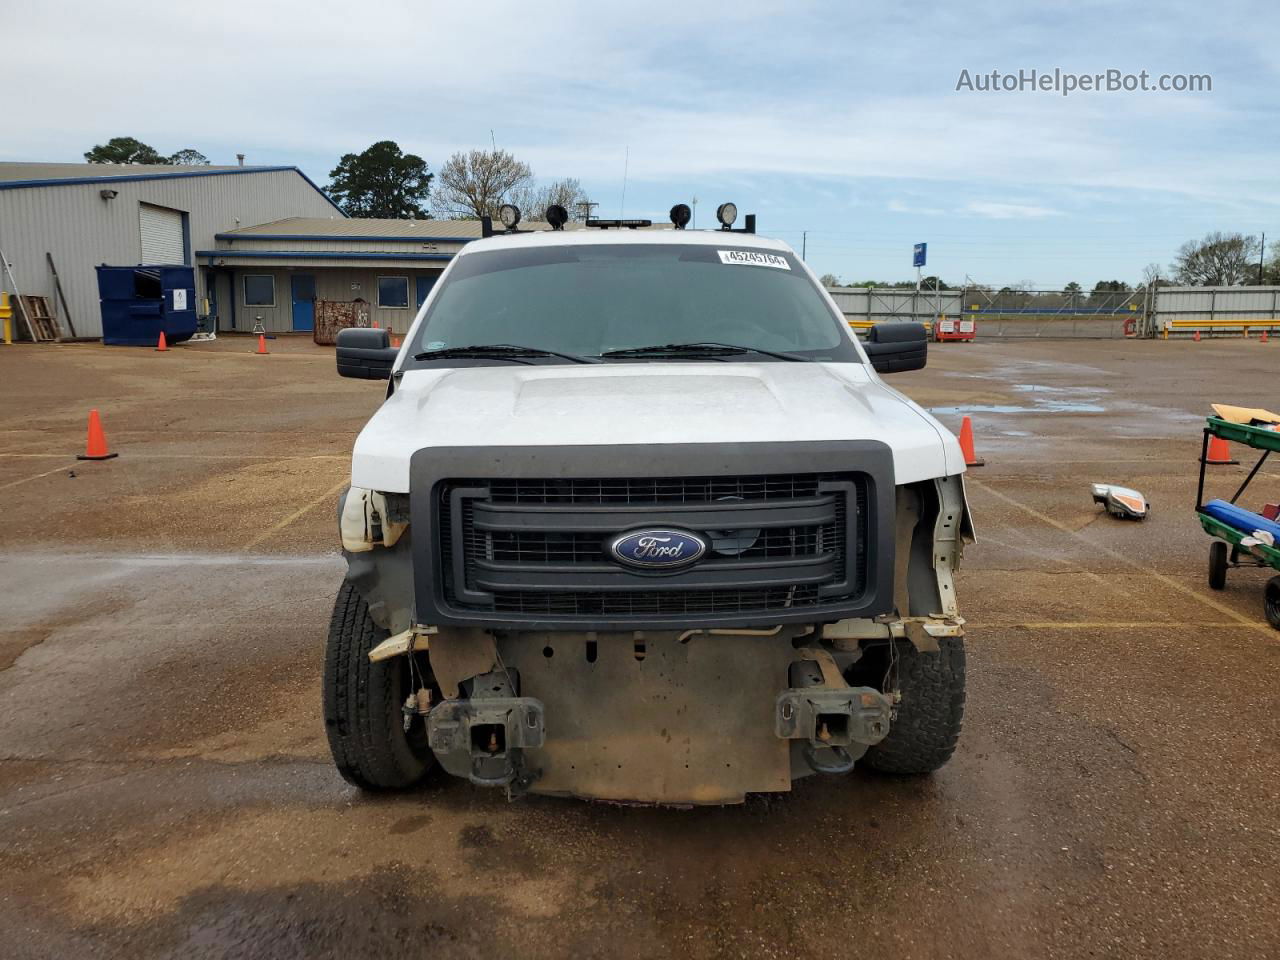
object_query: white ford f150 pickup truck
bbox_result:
[324,204,974,805]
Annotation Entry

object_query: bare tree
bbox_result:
[1267,250,1280,286]
[1171,232,1262,286]
[431,149,533,219]
[507,178,592,222]
[818,273,841,287]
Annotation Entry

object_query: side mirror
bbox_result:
[336,327,398,380]
[863,322,927,374]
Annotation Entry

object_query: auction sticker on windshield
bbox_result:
[718,250,791,270]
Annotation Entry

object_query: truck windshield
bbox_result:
[405,243,861,366]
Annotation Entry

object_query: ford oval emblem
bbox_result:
[609,528,707,570]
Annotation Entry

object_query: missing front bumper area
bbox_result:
[418,634,898,799]
[775,687,892,774]
[427,691,546,791]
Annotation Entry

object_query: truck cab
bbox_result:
[324,205,973,805]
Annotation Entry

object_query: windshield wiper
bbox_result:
[600,341,811,362]
[413,344,600,364]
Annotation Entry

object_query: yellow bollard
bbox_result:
[0,292,12,345]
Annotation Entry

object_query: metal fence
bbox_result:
[826,286,1142,338]
[1148,285,1280,337]
[826,283,1280,339]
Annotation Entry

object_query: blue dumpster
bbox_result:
[96,265,198,346]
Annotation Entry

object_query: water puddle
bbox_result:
[931,401,1105,415]
[932,382,1107,415]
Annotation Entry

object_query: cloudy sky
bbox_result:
[7,0,1278,286]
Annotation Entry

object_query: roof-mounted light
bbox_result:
[716,202,738,229]
[545,204,568,230]
[669,203,692,229]
[498,203,522,230]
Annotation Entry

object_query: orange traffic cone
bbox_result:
[1193,330,1200,342]
[958,415,985,467]
[1205,435,1238,465]
[391,335,401,348]
[156,331,168,352]
[77,409,118,461]
[1262,330,1269,344]
[255,333,268,355]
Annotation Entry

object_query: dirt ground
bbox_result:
[1,334,1277,959]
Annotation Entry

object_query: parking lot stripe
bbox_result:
[969,478,1257,627]
[970,620,1272,630]
[241,478,350,551]
[0,462,80,491]
[978,531,1138,600]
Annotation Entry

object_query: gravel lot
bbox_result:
[1,334,1277,959]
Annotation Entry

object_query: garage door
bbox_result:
[139,203,186,264]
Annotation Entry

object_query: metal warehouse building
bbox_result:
[0,162,341,339]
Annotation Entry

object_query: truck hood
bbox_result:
[351,363,963,492]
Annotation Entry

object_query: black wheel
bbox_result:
[1265,577,1280,630]
[863,636,966,775]
[1208,540,1228,591]
[323,581,435,790]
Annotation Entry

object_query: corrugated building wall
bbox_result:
[0,168,341,338]
[212,266,447,333]
[1150,286,1280,328]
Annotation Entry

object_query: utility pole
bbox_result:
[802,232,807,260]
[1260,232,1267,285]
[691,196,698,230]
[619,146,629,219]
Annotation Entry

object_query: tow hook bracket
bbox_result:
[427,697,545,790]
[776,687,892,774]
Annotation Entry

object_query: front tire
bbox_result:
[323,581,435,790]
[863,636,966,775]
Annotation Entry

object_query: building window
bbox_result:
[377,276,409,308]
[243,275,275,306]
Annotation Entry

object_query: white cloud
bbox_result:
[963,201,1063,219]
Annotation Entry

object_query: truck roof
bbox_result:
[460,226,795,257]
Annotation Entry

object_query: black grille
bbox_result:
[484,475,826,504]
[437,473,867,620]
[471,521,834,564]
[492,586,824,616]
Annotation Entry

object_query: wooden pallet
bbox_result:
[17,295,60,341]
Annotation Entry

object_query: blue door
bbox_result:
[416,275,438,309]
[291,274,316,332]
